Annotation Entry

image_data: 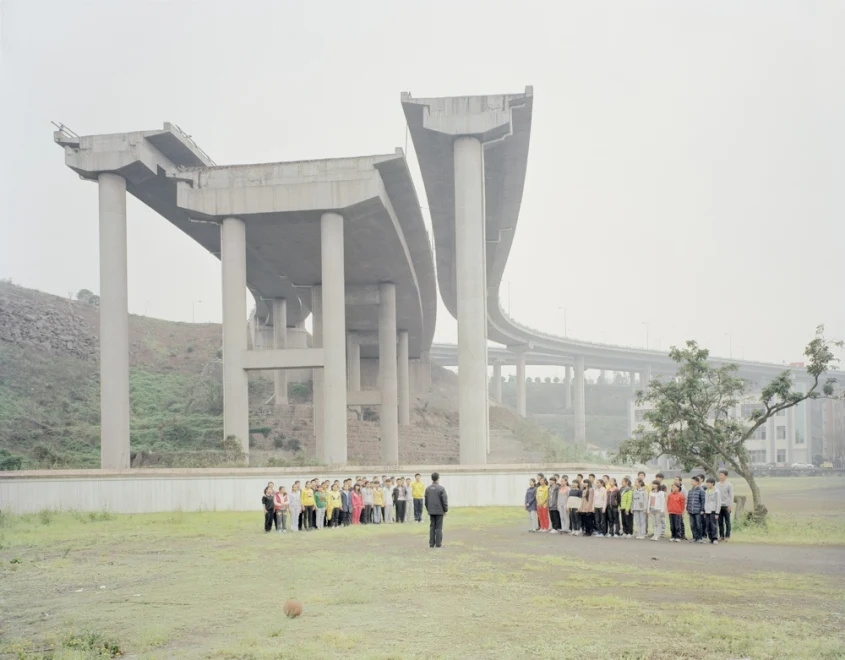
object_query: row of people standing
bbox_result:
[261,474,428,532]
[525,470,734,544]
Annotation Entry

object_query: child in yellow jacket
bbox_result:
[536,479,550,532]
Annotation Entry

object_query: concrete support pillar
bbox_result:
[629,371,637,395]
[97,173,131,470]
[644,364,653,391]
[454,136,489,465]
[312,286,323,448]
[379,283,399,464]
[563,366,572,410]
[420,351,431,391]
[272,298,288,406]
[397,330,410,426]
[409,359,421,396]
[221,216,250,457]
[320,212,347,465]
[346,334,361,394]
[516,354,527,417]
[574,355,586,450]
[492,362,503,404]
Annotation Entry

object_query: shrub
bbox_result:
[221,435,245,463]
[0,449,23,471]
[273,436,285,449]
[160,419,199,446]
[32,444,61,468]
[288,382,311,399]
[63,630,123,658]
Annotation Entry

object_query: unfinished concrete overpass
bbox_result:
[402,89,843,461]
[55,124,435,469]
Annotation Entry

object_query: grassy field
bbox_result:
[1,478,844,659]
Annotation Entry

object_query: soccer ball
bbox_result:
[283,599,303,618]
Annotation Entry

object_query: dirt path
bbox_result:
[445,525,845,578]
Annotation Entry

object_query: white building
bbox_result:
[628,391,816,468]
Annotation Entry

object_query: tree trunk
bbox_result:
[738,469,767,520]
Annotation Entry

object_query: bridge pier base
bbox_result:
[492,362,503,404]
[398,331,410,426]
[454,136,490,464]
[221,216,250,459]
[379,283,399,464]
[516,354,527,417]
[272,299,288,406]
[347,333,361,413]
[573,355,586,451]
[320,212,348,465]
[564,366,572,410]
[98,173,131,470]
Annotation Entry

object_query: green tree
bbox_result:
[616,326,841,520]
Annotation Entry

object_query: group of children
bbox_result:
[525,469,735,544]
[261,474,428,532]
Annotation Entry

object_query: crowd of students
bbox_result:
[525,469,735,544]
[260,474,428,532]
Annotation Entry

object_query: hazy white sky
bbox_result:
[1,0,842,369]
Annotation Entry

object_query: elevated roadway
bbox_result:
[403,90,842,460]
[55,124,435,468]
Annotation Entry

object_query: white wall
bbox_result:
[0,465,641,515]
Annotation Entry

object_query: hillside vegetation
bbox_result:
[1,281,588,469]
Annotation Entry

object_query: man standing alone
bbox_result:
[424,472,449,548]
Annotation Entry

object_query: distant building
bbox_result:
[821,397,845,466]
[628,387,830,468]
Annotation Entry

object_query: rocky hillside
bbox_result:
[1,281,570,470]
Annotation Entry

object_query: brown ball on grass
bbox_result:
[283,599,303,618]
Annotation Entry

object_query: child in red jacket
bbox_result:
[667,483,686,542]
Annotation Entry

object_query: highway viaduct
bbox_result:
[54,93,842,469]
[55,124,435,469]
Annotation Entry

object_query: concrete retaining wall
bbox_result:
[0,464,638,514]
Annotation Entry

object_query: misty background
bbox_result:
[1,0,842,376]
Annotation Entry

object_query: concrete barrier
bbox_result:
[0,464,638,514]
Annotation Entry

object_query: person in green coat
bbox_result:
[314,485,328,530]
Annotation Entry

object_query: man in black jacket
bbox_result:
[424,472,449,548]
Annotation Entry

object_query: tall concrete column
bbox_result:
[311,286,323,449]
[492,362,503,404]
[272,298,288,406]
[221,216,250,457]
[346,333,361,394]
[397,330,410,426]
[563,366,572,410]
[420,351,431,391]
[516,354,527,417]
[320,212,347,465]
[379,283,399,464]
[454,136,489,465]
[629,371,637,395]
[97,173,131,470]
[574,355,586,450]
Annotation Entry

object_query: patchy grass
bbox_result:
[1,497,843,659]
[728,477,845,545]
